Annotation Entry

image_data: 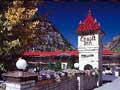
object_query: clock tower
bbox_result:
[77,10,104,71]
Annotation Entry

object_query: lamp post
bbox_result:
[74,63,81,90]
[16,58,27,76]
[74,63,79,69]
[2,58,38,90]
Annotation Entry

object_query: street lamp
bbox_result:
[16,58,27,76]
[74,63,79,69]
[74,63,80,90]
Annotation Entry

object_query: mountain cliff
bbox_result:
[27,16,75,52]
[104,35,120,52]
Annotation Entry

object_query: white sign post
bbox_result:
[78,34,102,70]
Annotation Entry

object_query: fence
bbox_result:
[36,76,78,90]
[2,70,98,90]
[35,73,98,90]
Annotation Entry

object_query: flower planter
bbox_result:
[36,79,55,86]
[61,76,68,81]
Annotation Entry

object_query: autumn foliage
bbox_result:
[0,0,41,71]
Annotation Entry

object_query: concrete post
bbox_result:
[2,71,37,90]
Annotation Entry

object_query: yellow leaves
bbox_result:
[8,39,20,48]
[29,8,38,16]
[24,8,38,19]
[18,8,25,13]
[0,14,4,26]
[3,39,21,49]
[0,30,3,33]
[13,0,23,6]
[28,20,40,29]
[0,14,2,18]
[4,7,25,25]
[33,20,40,26]
[0,0,41,55]
[4,6,37,26]
[4,0,39,26]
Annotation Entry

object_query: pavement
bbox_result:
[94,77,120,90]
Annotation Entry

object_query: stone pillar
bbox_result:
[2,71,37,90]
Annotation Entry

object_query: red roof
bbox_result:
[23,50,79,57]
[23,49,118,57]
[77,10,101,34]
[102,49,116,55]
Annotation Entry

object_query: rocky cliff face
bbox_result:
[28,16,75,51]
[104,35,120,52]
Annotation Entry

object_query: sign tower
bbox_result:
[77,9,104,71]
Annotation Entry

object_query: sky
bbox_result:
[38,2,120,48]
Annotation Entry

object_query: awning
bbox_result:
[102,49,117,55]
[23,49,119,57]
[23,50,79,57]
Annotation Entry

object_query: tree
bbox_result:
[114,48,120,52]
[0,0,42,71]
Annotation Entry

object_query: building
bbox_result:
[22,10,120,70]
[77,9,104,70]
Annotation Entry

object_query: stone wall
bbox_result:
[36,76,78,90]
[6,80,36,90]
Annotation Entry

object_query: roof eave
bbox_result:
[77,29,104,35]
